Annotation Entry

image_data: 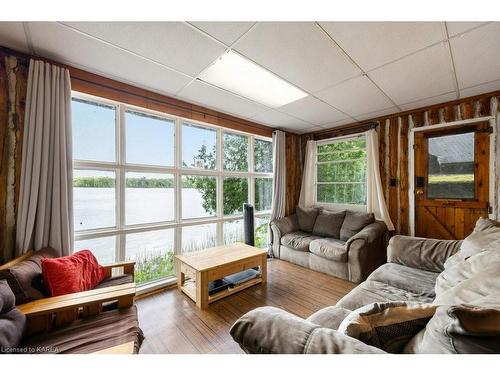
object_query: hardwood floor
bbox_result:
[136,259,356,354]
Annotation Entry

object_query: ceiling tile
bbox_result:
[320,22,445,71]
[28,22,192,95]
[0,22,30,53]
[188,22,255,46]
[354,106,399,121]
[277,96,348,125]
[446,22,488,37]
[294,126,324,134]
[177,80,268,119]
[234,22,360,93]
[251,109,310,130]
[62,22,226,76]
[315,75,394,117]
[459,79,500,99]
[450,22,500,89]
[320,117,356,129]
[369,42,456,105]
[399,92,457,111]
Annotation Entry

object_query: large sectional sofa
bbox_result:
[231,217,500,354]
[270,206,388,283]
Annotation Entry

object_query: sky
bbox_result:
[72,99,217,169]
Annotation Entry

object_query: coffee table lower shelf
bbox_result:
[181,277,263,304]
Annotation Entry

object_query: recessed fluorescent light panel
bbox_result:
[198,51,308,108]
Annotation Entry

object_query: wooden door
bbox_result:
[414,122,491,240]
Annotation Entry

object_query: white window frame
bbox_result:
[72,91,273,293]
[314,133,368,211]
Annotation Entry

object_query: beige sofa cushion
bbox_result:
[404,295,500,354]
[309,238,347,262]
[312,209,345,239]
[280,231,321,252]
[443,218,500,270]
[338,301,436,353]
[306,306,351,330]
[296,206,320,233]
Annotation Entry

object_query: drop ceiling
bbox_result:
[0,21,499,134]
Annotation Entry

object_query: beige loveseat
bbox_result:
[270,206,388,283]
[231,218,500,354]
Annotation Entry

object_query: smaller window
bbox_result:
[223,177,249,215]
[72,98,116,162]
[315,137,367,205]
[255,215,271,249]
[182,223,217,253]
[254,138,273,173]
[255,177,273,212]
[223,219,245,245]
[223,132,249,171]
[125,110,175,166]
[182,122,217,170]
[74,235,117,264]
[182,175,217,219]
[427,132,475,199]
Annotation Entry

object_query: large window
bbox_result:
[72,94,273,287]
[315,136,367,206]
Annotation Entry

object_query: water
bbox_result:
[73,188,252,261]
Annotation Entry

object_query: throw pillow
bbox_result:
[0,280,26,350]
[404,294,500,354]
[0,247,59,305]
[338,301,436,353]
[444,218,500,270]
[312,209,346,239]
[296,206,320,233]
[42,250,106,297]
[340,211,375,241]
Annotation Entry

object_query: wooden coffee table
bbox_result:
[175,243,267,309]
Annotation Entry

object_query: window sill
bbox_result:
[136,276,177,296]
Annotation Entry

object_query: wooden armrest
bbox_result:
[93,341,136,354]
[18,283,136,317]
[102,261,135,278]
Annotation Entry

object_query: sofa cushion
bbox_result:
[338,301,436,353]
[340,211,375,241]
[0,280,26,350]
[312,209,346,239]
[336,280,434,311]
[306,306,351,330]
[435,247,500,297]
[0,247,58,305]
[444,218,500,270]
[21,305,144,354]
[368,263,438,298]
[281,231,321,252]
[404,295,500,354]
[309,238,347,262]
[296,206,320,233]
[42,250,106,297]
[96,274,134,289]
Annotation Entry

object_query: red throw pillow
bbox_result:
[41,250,106,297]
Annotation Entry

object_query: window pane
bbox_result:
[255,216,270,248]
[125,110,175,166]
[255,178,273,212]
[74,236,116,264]
[182,175,217,219]
[182,123,216,169]
[223,177,248,215]
[254,139,273,173]
[316,137,367,205]
[73,170,115,231]
[125,172,175,225]
[182,223,217,253]
[428,132,475,199]
[72,98,116,162]
[126,229,175,284]
[223,219,244,245]
[223,132,248,171]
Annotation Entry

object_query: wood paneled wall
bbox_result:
[285,133,303,216]
[0,55,28,263]
[300,91,500,237]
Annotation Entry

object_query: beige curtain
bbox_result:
[366,129,394,231]
[16,60,73,256]
[298,140,317,207]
